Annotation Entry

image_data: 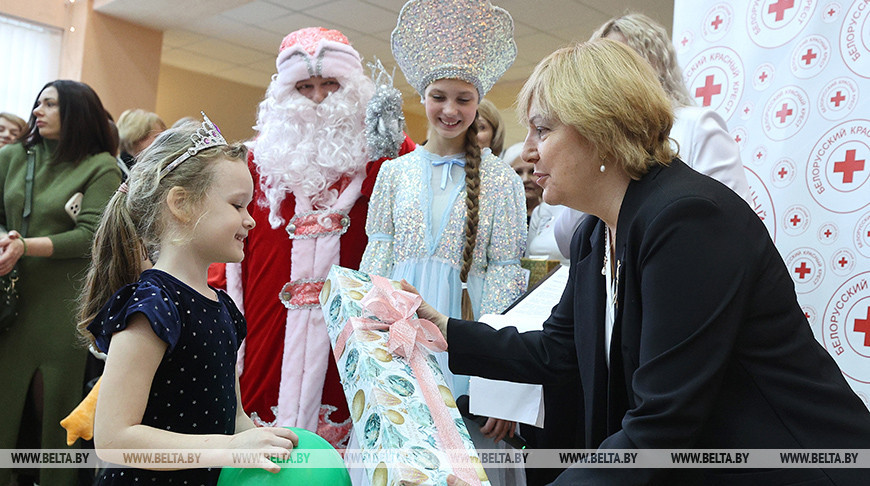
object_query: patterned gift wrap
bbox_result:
[320,265,490,486]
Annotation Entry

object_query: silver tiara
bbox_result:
[159,111,227,178]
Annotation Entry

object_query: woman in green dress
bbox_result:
[0,80,121,486]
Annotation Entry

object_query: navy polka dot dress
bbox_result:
[87,269,247,486]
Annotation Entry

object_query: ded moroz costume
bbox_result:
[224,27,414,449]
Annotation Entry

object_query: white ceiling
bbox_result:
[94,0,674,100]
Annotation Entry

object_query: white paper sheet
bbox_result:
[468,265,570,427]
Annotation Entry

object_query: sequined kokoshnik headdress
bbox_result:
[391,0,517,99]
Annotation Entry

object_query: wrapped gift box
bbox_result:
[320,265,489,486]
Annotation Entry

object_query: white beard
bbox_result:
[253,74,374,228]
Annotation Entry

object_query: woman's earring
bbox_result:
[599,162,605,173]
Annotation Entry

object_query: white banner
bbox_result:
[674,0,870,407]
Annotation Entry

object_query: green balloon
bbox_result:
[218,427,351,486]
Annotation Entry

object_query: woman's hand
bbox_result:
[480,417,516,444]
[0,231,23,276]
[400,279,448,337]
[228,427,299,473]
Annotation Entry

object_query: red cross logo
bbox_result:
[735,135,742,143]
[824,229,832,238]
[833,149,865,184]
[794,262,811,279]
[830,91,846,107]
[681,37,689,46]
[828,7,837,17]
[776,103,793,123]
[801,49,817,65]
[778,167,788,178]
[838,257,848,267]
[759,71,768,82]
[768,0,795,22]
[695,75,721,107]
[854,308,870,347]
[757,152,764,159]
[711,15,724,30]
[790,214,801,226]
[744,106,751,114]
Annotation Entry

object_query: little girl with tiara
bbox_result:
[361,1,527,484]
[77,115,297,485]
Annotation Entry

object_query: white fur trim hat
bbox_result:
[276,27,364,87]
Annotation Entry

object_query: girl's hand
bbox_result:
[229,427,299,473]
[480,417,516,444]
[447,474,472,486]
[400,280,448,337]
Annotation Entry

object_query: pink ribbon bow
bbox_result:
[332,275,481,486]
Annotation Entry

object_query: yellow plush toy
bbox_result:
[60,378,100,446]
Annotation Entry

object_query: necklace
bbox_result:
[602,226,619,308]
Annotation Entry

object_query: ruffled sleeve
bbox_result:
[360,158,398,279]
[87,281,182,354]
[479,159,528,315]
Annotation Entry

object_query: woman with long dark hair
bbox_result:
[0,80,121,486]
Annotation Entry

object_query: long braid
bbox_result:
[459,115,481,320]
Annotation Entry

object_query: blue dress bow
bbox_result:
[431,158,466,190]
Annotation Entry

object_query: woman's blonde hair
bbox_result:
[517,39,675,179]
[591,13,694,107]
[476,99,506,156]
[76,122,246,350]
[117,108,167,154]
[0,112,26,134]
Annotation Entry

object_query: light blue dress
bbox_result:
[361,145,527,396]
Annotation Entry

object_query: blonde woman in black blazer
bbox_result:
[411,39,870,486]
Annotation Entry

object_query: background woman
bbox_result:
[116,108,166,170]
[0,112,26,148]
[503,142,543,222]
[420,39,870,485]
[0,80,121,486]
[475,98,506,157]
[553,13,751,257]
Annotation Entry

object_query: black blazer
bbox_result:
[448,160,870,485]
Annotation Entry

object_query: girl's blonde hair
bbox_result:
[517,39,675,180]
[77,122,246,350]
[591,13,694,107]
